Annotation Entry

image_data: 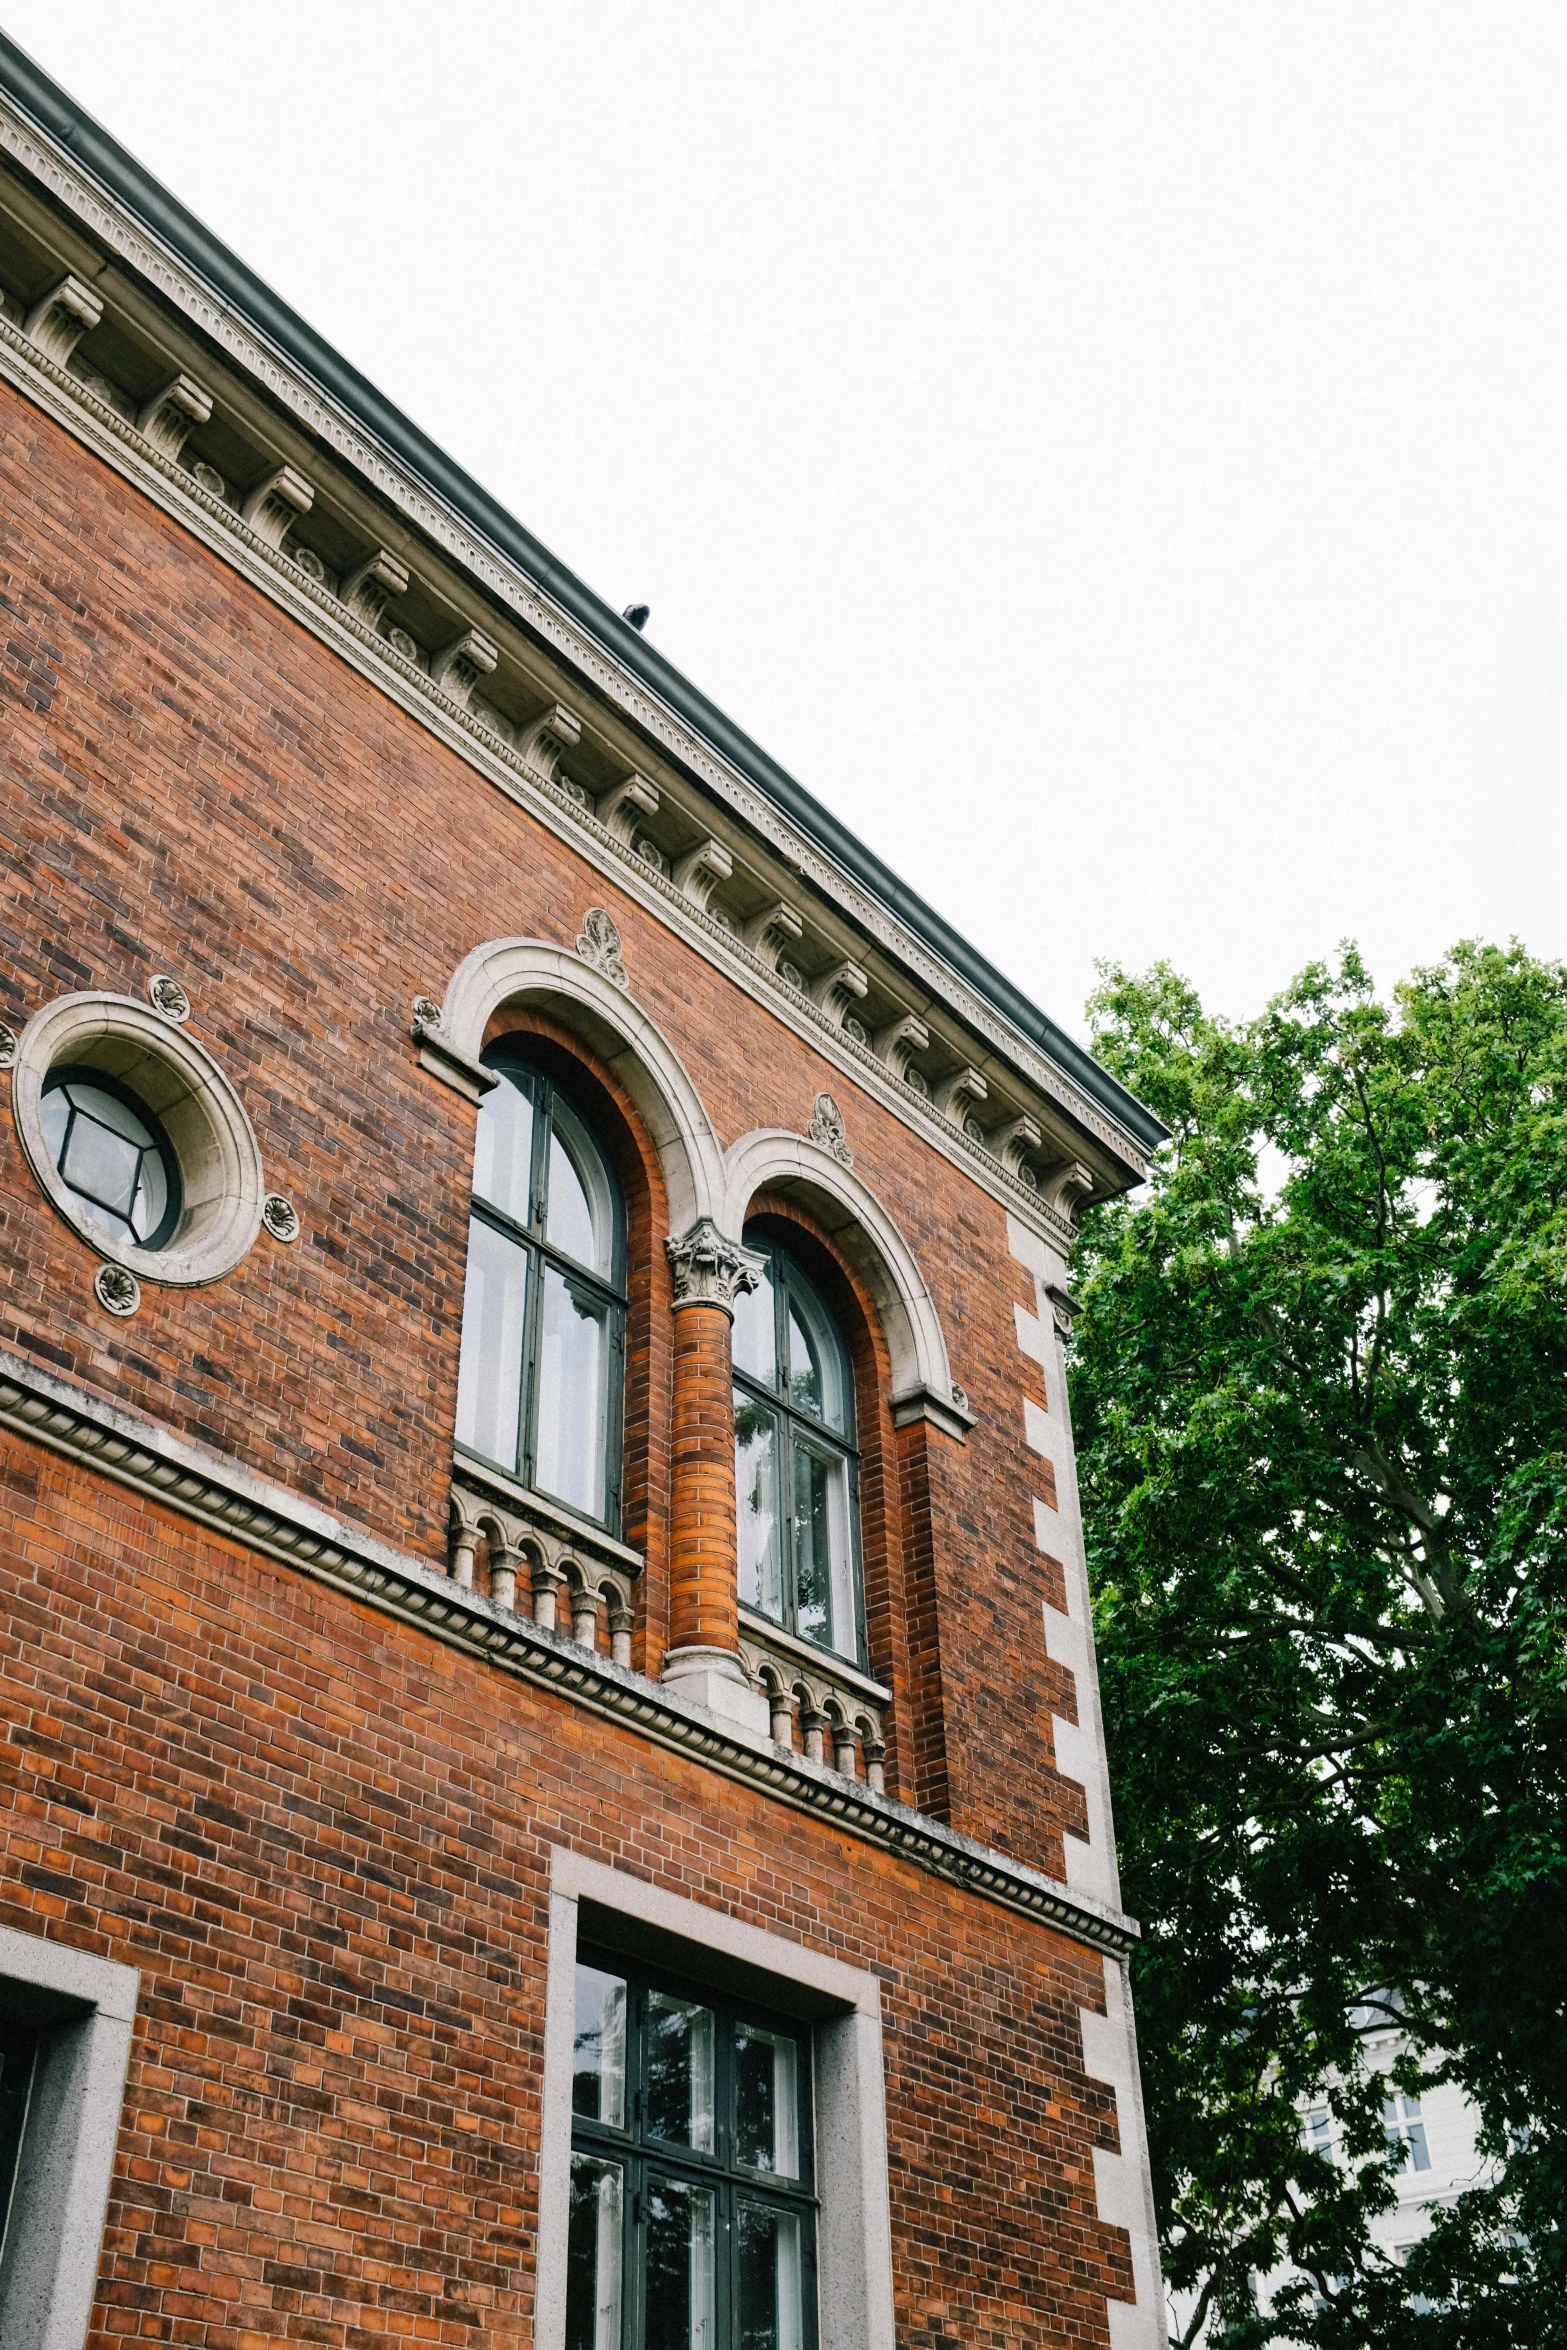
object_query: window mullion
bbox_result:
[531,1074,552,1234]
[519,1236,545,1489]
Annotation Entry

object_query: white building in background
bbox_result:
[1302,2017,1492,2290]
[1168,2020,1492,2343]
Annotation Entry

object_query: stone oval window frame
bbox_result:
[12,993,265,1286]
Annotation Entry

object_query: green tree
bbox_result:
[1070,942,1567,2346]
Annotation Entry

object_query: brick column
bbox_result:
[669,1299,742,1652]
[661,1218,768,1731]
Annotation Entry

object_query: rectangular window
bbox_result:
[567,1951,818,2350]
[1384,2093,1431,2172]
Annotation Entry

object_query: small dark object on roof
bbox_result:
[623,604,650,632]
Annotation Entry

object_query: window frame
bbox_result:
[732,1233,866,1668]
[569,1943,821,2350]
[457,1047,628,1533]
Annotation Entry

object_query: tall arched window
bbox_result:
[455,1046,626,1529]
[732,1231,864,1666]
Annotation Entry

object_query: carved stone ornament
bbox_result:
[410,995,443,1031]
[950,1381,969,1413]
[808,1092,853,1168]
[147,974,192,1023]
[575,908,629,991]
[665,1218,766,1316]
[1046,1285,1083,1340]
[0,1022,15,1071]
[93,1263,141,1317]
[262,1194,300,1243]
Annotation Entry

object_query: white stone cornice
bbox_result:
[0,90,1151,1183]
[0,304,1082,1256]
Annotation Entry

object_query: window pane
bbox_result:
[735,1392,784,1620]
[785,1269,848,1433]
[566,2154,624,2350]
[645,2177,716,2350]
[736,2202,804,2350]
[455,1218,529,1470]
[60,1099,143,1218]
[535,1268,611,1518]
[573,1965,627,2129]
[646,1992,716,2152]
[548,1095,616,1279]
[735,2025,799,2178]
[791,1441,855,1656]
[731,1253,777,1386]
[473,1065,535,1226]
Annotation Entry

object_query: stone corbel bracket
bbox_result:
[935,1064,988,1125]
[239,462,313,550]
[1045,1283,1083,1339]
[742,901,804,968]
[136,370,212,462]
[430,626,500,711]
[810,958,870,1024]
[992,1113,1043,1177]
[671,836,733,914]
[874,1010,931,1085]
[1040,1159,1097,1222]
[24,270,101,364]
[517,700,583,787]
[409,995,497,1104]
[598,772,661,844]
[342,548,410,631]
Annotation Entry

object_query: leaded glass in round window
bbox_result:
[38,1070,181,1249]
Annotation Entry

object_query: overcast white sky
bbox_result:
[9,3,1567,1040]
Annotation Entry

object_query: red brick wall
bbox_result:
[0,1441,1133,2350]
[0,377,1092,1879]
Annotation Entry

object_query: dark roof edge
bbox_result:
[0,31,1167,1157]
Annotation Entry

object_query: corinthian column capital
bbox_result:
[665,1218,766,1316]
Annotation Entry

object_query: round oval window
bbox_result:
[39,1068,183,1251]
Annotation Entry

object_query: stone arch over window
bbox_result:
[431,936,725,1238]
[719,1129,966,1434]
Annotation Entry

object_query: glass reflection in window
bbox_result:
[731,1233,863,1664]
[455,1050,626,1530]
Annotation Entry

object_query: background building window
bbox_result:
[732,1234,864,1666]
[456,1049,626,1528]
[1384,2092,1432,2172]
[568,1950,817,2350]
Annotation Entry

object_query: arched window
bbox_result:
[455,1046,626,1529]
[732,1231,864,1665]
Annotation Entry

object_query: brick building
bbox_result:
[0,37,1168,2350]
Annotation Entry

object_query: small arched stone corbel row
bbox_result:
[741,1636,888,1794]
[448,1478,635,1664]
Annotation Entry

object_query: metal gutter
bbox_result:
[0,29,1167,1156]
